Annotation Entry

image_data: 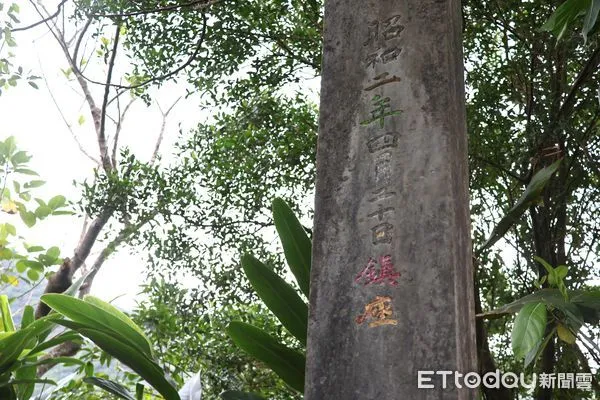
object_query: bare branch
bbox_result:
[98,23,122,171]
[557,45,600,124]
[90,0,220,18]
[34,210,113,319]
[11,0,68,32]
[112,97,136,166]
[80,210,160,296]
[151,97,181,164]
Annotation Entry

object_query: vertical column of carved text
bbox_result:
[354,13,405,329]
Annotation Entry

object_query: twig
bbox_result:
[98,23,122,171]
[112,97,136,166]
[34,49,100,165]
[90,0,220,18]
[556,45,600,124]
[151,97,181,164]
[11,0,68,32]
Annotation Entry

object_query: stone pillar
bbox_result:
[306,0,477,398]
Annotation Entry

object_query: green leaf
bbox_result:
[83,377,136,400]
[542,0,588,40]
[45,246,60,259]
[27,331,82,357]
[272,198,312,297]
[14,169,38,176]
[226,321,305,392]
[75,328,179,400]
[10,151,30,166]
[19,210,36,228]
[478,160,561,253]
[0,316,58,373]
[241,254,308,345]
[583,0,600,43]
[0,295,15,332]
[20,306,34,329]
[83,295,151,350]
[34,205,52,219]
[557,323,576,344]
[26,269,39,281]
[221,391,268,400]
[41,294,153,358]
[478,288,583,327]
[23,180,45,189]
[512,302,547,360]
[47,195,66,210]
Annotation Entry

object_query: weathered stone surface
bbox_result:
[306,0,477,398]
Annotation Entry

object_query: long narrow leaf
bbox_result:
[227,321,305,392]
[241,254,308,345]
[0,295,15,332]
[84,377,136,400]
[478,160,561,253]
[84,296,149,342]
[76,328,180,400]
[0,316,58,373]
[41,294,153,357]
[272,198,312,297]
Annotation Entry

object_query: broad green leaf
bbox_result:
[241,254,308,345]
[478,160,561,253]
[45,246,60,259]
[15,363,41,400]
[557,323,576,344]
[554,265,568,280]
[47,195,66,210]
[23,180,45,189]
[83,377,135,400]
[0,295,15,332]
[227,321,305,392]
[542,0,588,40]
[478,288,584,329]
[512,302,547,359]
[19,210,36,228]
[0,316,58,373]
[524,327,556,369]
[20,306,34,329]
[76,328,179,400]
[583,0,600,43]
[26,270,39,281]
[272,198,312,297]
[10,151,30,166]
[84,295,151,350]
[41,294,153,357]
[27,332,81,357]
[14,169,38,176]
[34,205,52,219]
[221,391,267,400]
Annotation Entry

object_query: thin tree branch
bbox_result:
[90,0,220,18]
[151,97,181,164]
[98,23,122,171]
[556,45,600,124]
[80,210,160,296]
[112,97,136,166]
[34,50,100,165]
[11,0,68,32]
